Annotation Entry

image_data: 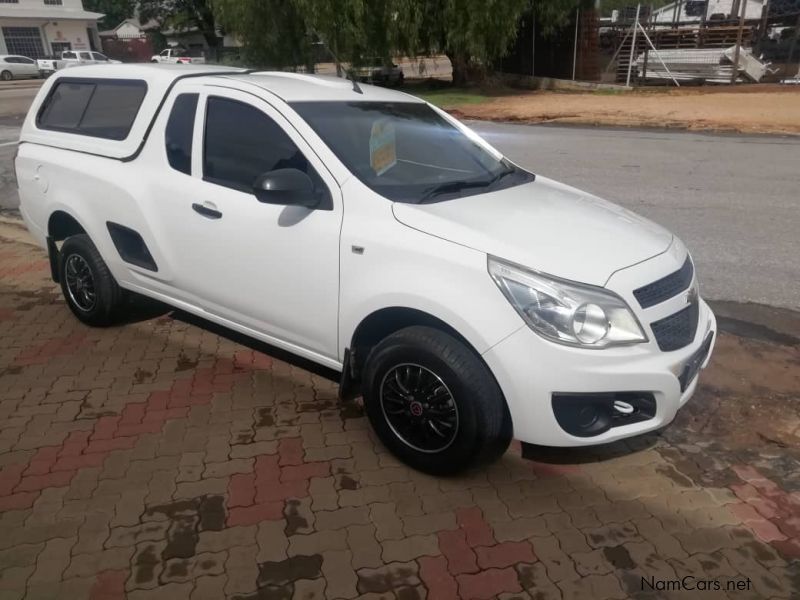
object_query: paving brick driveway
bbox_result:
[0,234,798,600]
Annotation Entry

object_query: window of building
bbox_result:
[37,79,147,140]
[2,27,45,59]
[165,93,198,175]
[51,42,71,55]
[44,0,64,5]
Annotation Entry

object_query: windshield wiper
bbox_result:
[486,164,516,188]
[417,179,492,204]
[416,164,517,204]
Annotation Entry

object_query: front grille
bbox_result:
[650,301,699,351]
[633,257,694,309]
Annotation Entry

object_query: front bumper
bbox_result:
[482,297,716,447]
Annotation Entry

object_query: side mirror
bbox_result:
[252,168,319,209]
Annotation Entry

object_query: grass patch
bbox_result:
[401,81,498,107]
[592,87,629,95]
[415,88,493,107]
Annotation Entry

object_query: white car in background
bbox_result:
[0,55,40,80]
[60,50,121,69]
[15,65,717,474]
[353,61,404,86]
[150,47,206,65]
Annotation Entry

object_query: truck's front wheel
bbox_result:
[58,234,124,326]
[362,326,512,475]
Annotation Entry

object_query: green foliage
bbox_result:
[214,0,311,68]
[412,0,531,82]
[139,0,222,56]
[212,0,594,81]
[83,0,137,29]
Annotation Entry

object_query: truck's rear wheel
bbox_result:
[362,326,512,475]
[59,234,124,326]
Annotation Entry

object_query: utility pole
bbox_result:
[531,0,536,78]
[572,7,580,80]
[626,3,641,87]
[729,0,747,84]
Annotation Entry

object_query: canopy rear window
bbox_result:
[37,78,147,141]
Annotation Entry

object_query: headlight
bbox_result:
[488,256,647,348]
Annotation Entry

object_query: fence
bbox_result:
[602,0,800,86]
[501,1,800,87]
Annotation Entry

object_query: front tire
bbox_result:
[362,326,512,475]
[59,234,124,326]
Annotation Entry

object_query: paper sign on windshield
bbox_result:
[369,119,396,176]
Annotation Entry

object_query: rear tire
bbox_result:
[58,234,124,326]
[1,70,12,81]
[362,326,512,475]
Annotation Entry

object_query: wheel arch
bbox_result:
[342,306,495,401]
[45,210,90,282]
[48,209,87,241]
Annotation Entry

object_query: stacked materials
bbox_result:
[634,46,769,83]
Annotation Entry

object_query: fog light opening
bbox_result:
[552,392,657,438]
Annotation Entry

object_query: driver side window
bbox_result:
[202,96,326,196]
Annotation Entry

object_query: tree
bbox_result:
[83,0,137,29]
[409,0,530,84]
[214,0,314,68]
[213,0,596,84]
[139,0,223,61]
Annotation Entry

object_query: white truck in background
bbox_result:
[36,50,120,76]
[150,47,206,65]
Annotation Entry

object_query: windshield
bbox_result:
[291,101,534,203]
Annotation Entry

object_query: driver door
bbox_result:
[151,87,343,364]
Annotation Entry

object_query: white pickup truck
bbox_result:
[36,50,120,76]
[15,64,716,474]
[150,47,206,65]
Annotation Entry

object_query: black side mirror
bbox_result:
[252,168,319,208]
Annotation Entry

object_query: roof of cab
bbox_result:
[220,71,423,104]
[43,63,421,102]
[47,62,248,80]
[42,63,422,104]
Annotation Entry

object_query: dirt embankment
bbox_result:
[449,85,800,135]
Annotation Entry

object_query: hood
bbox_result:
[392,176,672,286]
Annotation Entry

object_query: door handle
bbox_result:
[192,203,222,219]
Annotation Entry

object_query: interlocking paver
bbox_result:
[288,530,347,556]
[1,234,800,599]
[381,534,440,563]
[347,524,383,570]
